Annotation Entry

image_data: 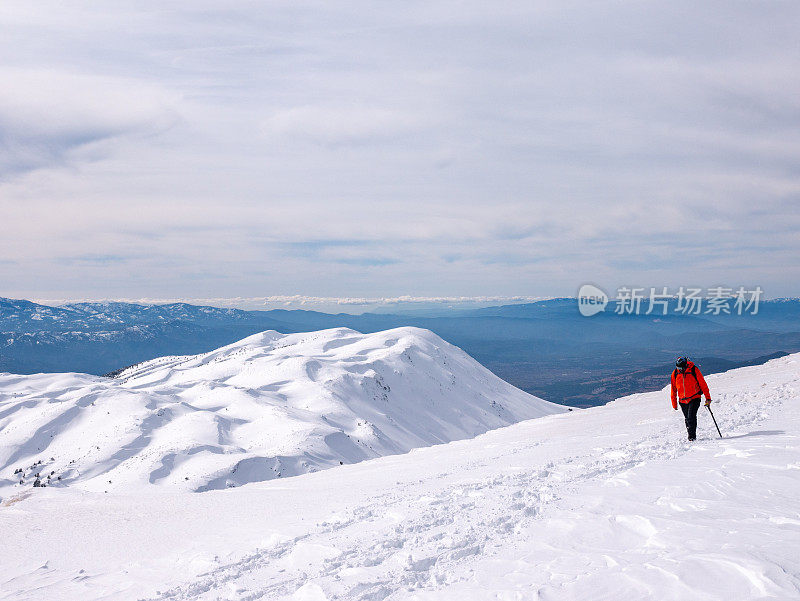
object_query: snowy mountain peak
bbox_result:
[3,349,799,601]
[0,327,564,494]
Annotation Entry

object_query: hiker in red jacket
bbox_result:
[671,357,711,441]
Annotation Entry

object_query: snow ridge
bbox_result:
[0,327,564,494]
[2,353,798,601]
[135,355,800,600]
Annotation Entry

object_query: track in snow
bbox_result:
[142,359,800,601]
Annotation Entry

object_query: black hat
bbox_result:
[676,356,688,369]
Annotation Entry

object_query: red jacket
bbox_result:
[670,361,711,409]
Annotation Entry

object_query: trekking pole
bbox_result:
[706,405,722,438]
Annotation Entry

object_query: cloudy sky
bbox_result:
[1,1,798,303]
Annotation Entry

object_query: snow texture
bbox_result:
[0,345,798,600]
[0,327,563,494]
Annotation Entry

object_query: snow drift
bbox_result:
[0,327,564,494]
[1,350,798,601]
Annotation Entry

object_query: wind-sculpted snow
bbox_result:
[1,354,798,600]
[0,327,564,494]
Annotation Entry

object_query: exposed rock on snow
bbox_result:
[0,327,564,494]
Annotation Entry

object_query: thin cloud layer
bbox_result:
[1,1,798,299]
[32,295,548,312]
[0,67,177,177]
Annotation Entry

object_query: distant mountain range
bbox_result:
[2,296,799,406]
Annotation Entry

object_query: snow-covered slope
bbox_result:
[1,353,798,600]
[0,327,564,494]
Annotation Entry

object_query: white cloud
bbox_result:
[31,295,550,313]
[1,1,799,299]
[262,106,426,145]
[0,68,178,176]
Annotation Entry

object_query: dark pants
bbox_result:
[680,397,702,439]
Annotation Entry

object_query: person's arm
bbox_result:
[695,367,711,404]
[670,370,678,410]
